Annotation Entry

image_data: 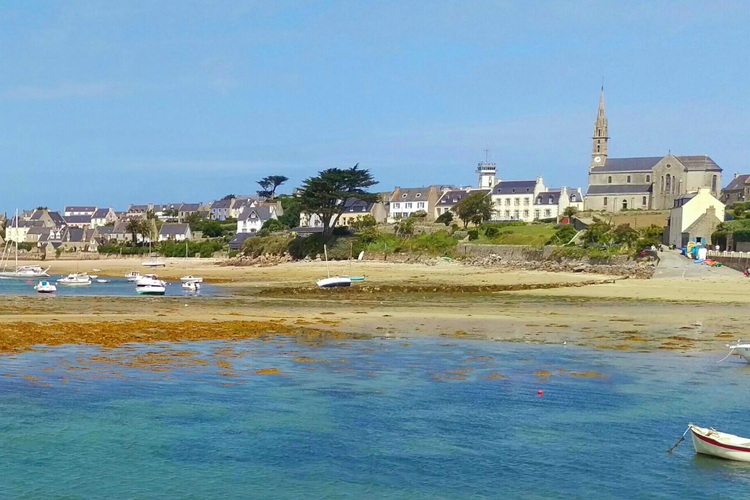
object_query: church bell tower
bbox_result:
[590,87,609,170]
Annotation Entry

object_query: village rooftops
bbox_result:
[158,223,190,236]
[239,205,273,220]
[492,180,537,195]
[342,198,375,213]
[92,208,111,218]
[64,206,97,213]
[389,187,433,203]
[436,189,489,207]
[724,174,750,191]
[65,215,93,224]
[536,191,560,205]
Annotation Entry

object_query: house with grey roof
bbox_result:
[64,214,93,229]
[387,186,443,222]
[490,178,547,222]
[157,223,193,242]
[229,232,256,251]
[668,188,725,248]
[64,206,97,217]
[434,189,490,219]
[721,174,750,207]
[585,89,722,212]
[209,199,234,220]
[59,227,98,252]
[91,208,117,228]
[237,205,277,234]
[178,203,205,221]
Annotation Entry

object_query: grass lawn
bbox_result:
[475,223,557,246]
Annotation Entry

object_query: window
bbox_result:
[544,209,551,217]
[627,175,631,183]
[660,176,664,192]
[665,174,671,193]
[622,200,627,210]
[523,198,529,206]
[534,210,540,219]
[514,199,520,206]
[504,210,510,218]
[712,175,718,193]
[523,210,529,217]
[608,176,612,184]
[417,202,425,209]
[513,210,520,219]
[505,198,511,206]
[415,193,421,198]
[405,202,413,209]
[642,196,647,206]
[646,175,651,183]
[392,202,400,209]
[537,196,542,204]
[604,197,608,206]
[548,197,554,204]
[512,189,516,193]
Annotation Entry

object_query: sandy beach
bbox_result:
[2,251,748,354]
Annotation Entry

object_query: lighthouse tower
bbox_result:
[476,149,497,189]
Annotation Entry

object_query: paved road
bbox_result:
[652,248,740,279]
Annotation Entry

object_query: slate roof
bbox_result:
[390,188,432,203]
[724,175,750,191]
[597,157,661,172]
[65,215,92,224]
[492,180,536,195]
[586,184,653,195]
[239,206,273,221]
[536,191,560,205]
[436,189,489,207]
[64,206,96,213]
[229,232,255,250]
[159,223,190,236]
[568,190,584,203]
[211,199,233,209]
[342,198,375,213]
[49,212,66,227]
[179,203,202,212]
[128,205,150,213]
[66,227,85,242]
[92,208,110,218]
[677,155,722,172]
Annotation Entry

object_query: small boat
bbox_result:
[96,278,110,284]
[135,274,167,295]
[142,258,166,268]
[0,265,51,279]
[316,276,352,288]
[34,280,57,294]
[182,281,201,292]
[688,424,750,462]
[57,273,92,286]
[726,342,750,363]
[180,275,203,283]
[125,271,141,282]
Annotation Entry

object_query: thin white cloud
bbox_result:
[0,82,118,101]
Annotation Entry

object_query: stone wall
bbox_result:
[706,250,750,273]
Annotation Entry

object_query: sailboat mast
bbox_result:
[14,209,18,271]
[324,244,330,278]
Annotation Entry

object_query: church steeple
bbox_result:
[590,86,609,169]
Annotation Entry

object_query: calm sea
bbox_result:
[0,337,748,499]
[0,277,220,297]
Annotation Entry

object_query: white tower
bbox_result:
[476,149,497,189]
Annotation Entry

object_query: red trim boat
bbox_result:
[689,424,750,461]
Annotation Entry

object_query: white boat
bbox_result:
[688,424,750,462]
[57,273,92,286]
[0,211,51,279]
[142,258,166,268]
[135,274,167,295]
[726,342,750,363]
[96,278,110,283]
[316,244,353,289]
[125,271,141,282]
[34,280,57,293]
[316,276,352,288]
[180,275,203,283]
[182,281,201,292]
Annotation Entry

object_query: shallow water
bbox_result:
[0,337,748,499]
[0,277,219,297]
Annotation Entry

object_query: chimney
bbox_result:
[735,173,739,179]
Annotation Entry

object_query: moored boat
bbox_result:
[182,281,200,292]
[726,342,750,363]
[57,273,92,286]
[180,275,203,283]
[34,280,57,293]
[316,276,352,288]
[125,271,141,282]
[135,274,167,295]
[688,424,750,462]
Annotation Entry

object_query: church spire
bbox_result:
[590,86,609,169]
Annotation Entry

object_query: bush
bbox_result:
[468,229,479,241]
[242,235,291,257]
[547,224,578,245]
[257,218,286,237]
[435,211,454,226]
[484,227,499,238]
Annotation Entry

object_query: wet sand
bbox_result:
[2,256,748,355]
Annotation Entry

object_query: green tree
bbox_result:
[454,192,494,228]
[612,224,639,249]
[125,218,150,244]
[547,224,578,245]
[298,164,378,238]
[582,221,613,246]
[201,220,225,238]
[394,216,415,237]
[435,211,454,226]
[350,214,377,231]
[257,175,289,199]
[562,206,578,218]
[277,195,301,228]
[257,218,286,237]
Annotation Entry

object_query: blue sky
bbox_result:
[0,1,748,213]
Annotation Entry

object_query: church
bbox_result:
[584,89,722,212]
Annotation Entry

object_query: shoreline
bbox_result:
[1,256,746,355]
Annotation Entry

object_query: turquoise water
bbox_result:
[1,338,749,499]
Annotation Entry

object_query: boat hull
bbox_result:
[689,425,750,462]
[316,277,352,288]
[136,286,166,295]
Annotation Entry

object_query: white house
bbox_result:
[157,223,193,242]
[237,205,277,234]
[668,188,725,248]
[91,208,117,228]
[491,177,547,222]
[387,186,443,222]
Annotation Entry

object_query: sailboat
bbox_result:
[180,241,203,283]
[0,210,51,279]
[141,238,165,267]
[316,245,351,288]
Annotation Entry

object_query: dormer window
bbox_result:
[402,194,407,198]
[416,193,421,198]
[512,189,516,193]
[537,196,542,203]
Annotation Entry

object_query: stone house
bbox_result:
[720,174,750,208]
[387,186,442,222]
[237,205,277,234]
